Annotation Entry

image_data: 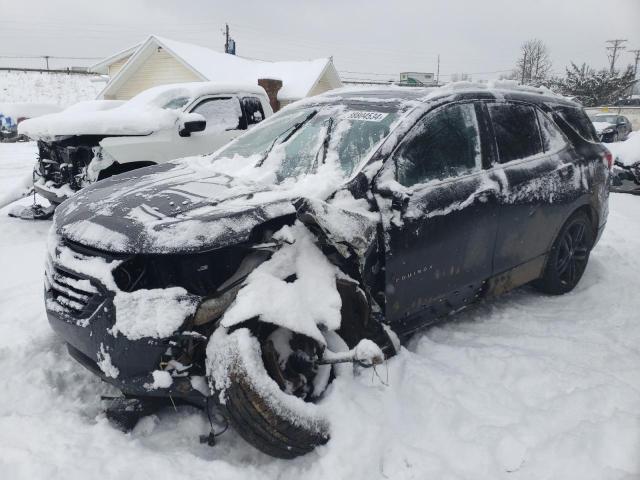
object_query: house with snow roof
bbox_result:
[90,35,342,109]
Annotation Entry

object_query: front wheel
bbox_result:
[206,327,331,459]
[533,211,594,295]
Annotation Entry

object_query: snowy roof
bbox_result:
[89,43,140,74]
[99,35,342,102]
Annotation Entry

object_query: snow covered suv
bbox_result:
[45,83,610,459]
[19,82,272,206]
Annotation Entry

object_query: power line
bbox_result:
[0,54,103,60]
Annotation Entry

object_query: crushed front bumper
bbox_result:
[45,250,208,406]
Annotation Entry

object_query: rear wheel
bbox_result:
[533,211,594,295]
[207,327,331,459]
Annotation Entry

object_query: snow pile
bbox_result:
[220,223,342,344]
[0,70,106,105]
[607,131,640,166]
[1,140,640,478]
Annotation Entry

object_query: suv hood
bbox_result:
[54,161,298,254]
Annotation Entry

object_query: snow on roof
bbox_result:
[101,35,341,102]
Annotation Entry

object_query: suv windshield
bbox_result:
[212,104,401,184]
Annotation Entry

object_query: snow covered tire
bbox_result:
[207,328,329,459]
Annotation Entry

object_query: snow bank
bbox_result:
[607,131,640,166]
[0,70,106,105]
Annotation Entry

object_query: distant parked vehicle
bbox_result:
[18,82,273,209]
[0,103,61,142]
[613,97,640,107]
[590,113,632,142]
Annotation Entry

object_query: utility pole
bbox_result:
[436,54,440,86]
[630,49,640,77]
[44,55,50,70]
[224,23,230,54]
[606,39,627,73]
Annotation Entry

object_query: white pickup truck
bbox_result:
[19,82,273,206]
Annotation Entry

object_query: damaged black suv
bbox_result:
[45,85,610,458]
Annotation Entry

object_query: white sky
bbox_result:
[1,0,639,81]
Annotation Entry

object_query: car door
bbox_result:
[377,101,500,334]
[486,101,575,280]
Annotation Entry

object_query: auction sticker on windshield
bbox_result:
[343,111,389,122]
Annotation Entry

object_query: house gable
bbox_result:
[106,48,202,100]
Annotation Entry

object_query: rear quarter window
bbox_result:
[487,103,543,163]
[553,106,598,143]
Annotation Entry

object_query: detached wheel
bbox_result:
[534,211,594,295]
[207,327,331,459]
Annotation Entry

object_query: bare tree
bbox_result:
[514,39,552,85]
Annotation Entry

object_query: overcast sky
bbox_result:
[1,0,639,81]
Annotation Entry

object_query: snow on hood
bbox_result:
[18,81,266,140]
[53,159,299,254]
[592,121,614,133]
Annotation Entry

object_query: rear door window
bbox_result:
[488,103,543,163]
[395,102,482,187]
[190,97,243,131]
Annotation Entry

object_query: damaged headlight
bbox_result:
[192,286,241,326]
[191,249,272,326]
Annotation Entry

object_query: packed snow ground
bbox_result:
[0,142,639,479]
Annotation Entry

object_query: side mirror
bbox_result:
[178,113,206,137]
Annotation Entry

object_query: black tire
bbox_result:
[208,328,329,459]
[533,211,594,295]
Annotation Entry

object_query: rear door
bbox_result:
[378,101,500,333]
[486,102,575,277]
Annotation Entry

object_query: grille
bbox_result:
[45,261,99,317]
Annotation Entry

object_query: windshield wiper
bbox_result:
[312,117,335,169]
[255,110,318,167]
